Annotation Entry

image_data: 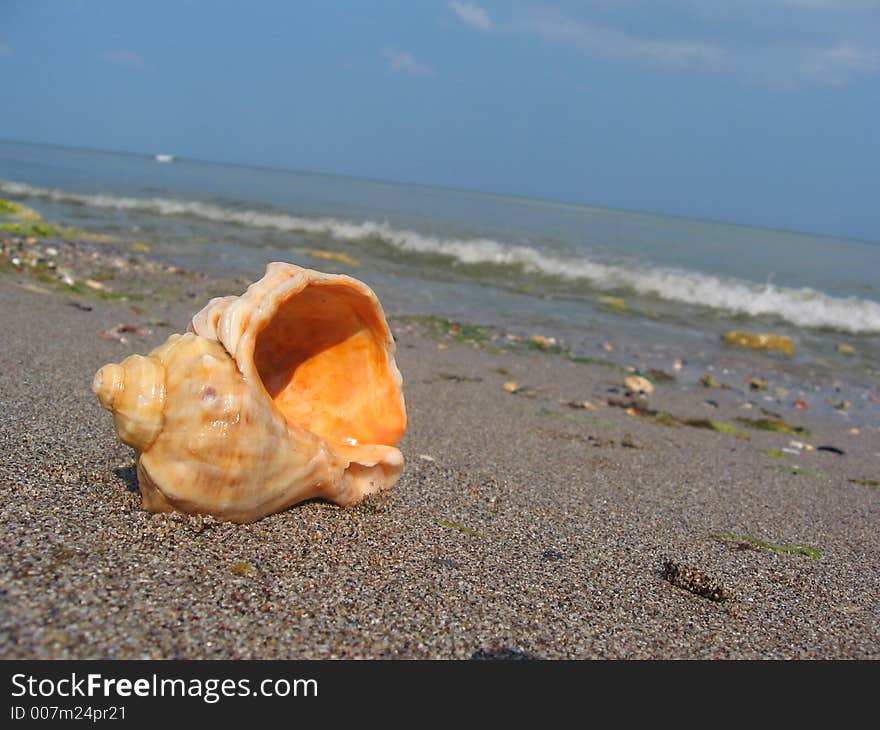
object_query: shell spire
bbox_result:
[93,354,166,452]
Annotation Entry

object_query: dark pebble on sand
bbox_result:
[541,549,565,561]
[471,647,543,660]
[663,559,729,602]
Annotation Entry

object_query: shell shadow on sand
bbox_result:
[112,464,140,494]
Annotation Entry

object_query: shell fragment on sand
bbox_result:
[624,375,653,394]
[663,560,729,602]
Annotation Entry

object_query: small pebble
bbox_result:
[663,560,729,602]
[624,375,653,395]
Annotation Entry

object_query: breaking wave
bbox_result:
[4,179,879,333]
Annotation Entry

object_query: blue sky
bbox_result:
[1,0,878,241]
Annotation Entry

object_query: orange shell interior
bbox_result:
[253,281,406,451]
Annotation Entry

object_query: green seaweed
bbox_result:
[612,401,750,436]
[0,221,67,238]
[720,533,821,559]
[644,368,676,384]
[772,464,825,479]
[393,315,495,345]
[568,355,626,371]
[436,519,483,538]
[848,478,880,487]
[610,400,681,427]
[541,409,582,423]
[436,372,481,382]
[685,419,750,438]
[735,417,811,437]
[451,323,494,344]
[526,339,567,355]
[762,449,786,459]
[649,411,681,427]
[0,199,42,220]
[0,252,137,302]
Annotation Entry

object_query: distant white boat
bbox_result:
[155,154,175,163]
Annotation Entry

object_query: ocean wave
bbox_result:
[4,179,879,333]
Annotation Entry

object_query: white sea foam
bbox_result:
[4,179,879,333]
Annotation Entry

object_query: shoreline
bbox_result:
[1,229,879,659]
[2,223,878,428]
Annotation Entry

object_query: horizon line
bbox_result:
[0,136,876,246]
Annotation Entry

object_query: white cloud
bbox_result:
[450,2,493,31]
[384,48,434,75]
[0,41,11,56]
[104,49,144,68]
[522,14,728,71]
[798,44,880,85]
[510,5,880,86]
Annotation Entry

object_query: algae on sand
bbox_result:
[526,338,567,355]
[772,464,825,479]
[613,402,749,437]
[848,478,880,487]
[0,199,43,221]
[568,355,626,371]
[735,417,811,437]
[684,419,750,438]
[394,315,495,346]
[720,533,821,559]
[0,221,68,238]
[436,519,484,538]
[762,449,786,459]
[436,372,482,383]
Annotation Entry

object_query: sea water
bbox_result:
[2,140,878,393]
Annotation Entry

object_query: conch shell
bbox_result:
[93,262,406,523]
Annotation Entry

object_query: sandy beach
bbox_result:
[0,233,878,660]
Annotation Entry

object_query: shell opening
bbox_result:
[253,281,405,450]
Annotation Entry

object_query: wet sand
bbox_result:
[1,248,879,659]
